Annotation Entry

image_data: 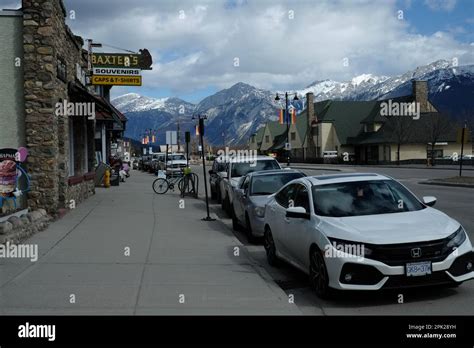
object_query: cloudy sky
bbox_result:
[2,0,473,102]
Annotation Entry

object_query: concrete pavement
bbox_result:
[0,170,300,315]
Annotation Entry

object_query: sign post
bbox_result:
[193,115,215,222]
[185,131,191,167]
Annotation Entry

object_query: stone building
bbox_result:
[0,0,124,218]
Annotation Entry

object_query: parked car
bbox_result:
[220,156,281,216]
[208,156,231,202]
[263,173,474,298]
[232,169,305,242]
[141,155,152,171]
[150,153,166,174]
[166,153,187,175]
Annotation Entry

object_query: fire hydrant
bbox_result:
[104,169,111,188]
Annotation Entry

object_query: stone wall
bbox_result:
[0,209,51,244]
[22,0,95,216]
[66,179,95,207]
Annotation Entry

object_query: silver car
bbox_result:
[231,169,305,243]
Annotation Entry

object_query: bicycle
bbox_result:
[152,168,198,197]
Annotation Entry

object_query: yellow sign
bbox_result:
[456,128,470,144]
[92,53,140,68]
[91,75,142,86]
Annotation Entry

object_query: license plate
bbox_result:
[406,261,432,277]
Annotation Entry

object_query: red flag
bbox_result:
[291,109,297,125]
[278,109,284,124]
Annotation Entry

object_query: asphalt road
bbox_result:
[195,163,474,315]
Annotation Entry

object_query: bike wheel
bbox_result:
[153,178,169,194]
[178,177,186,193]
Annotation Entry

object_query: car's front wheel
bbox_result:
[309,247,331,299]
[264,227,280,267]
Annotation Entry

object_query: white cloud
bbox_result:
[4,0,472,96]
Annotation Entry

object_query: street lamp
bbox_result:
[192,113,215,222]
[275,92,299,167]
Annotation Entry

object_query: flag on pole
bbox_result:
[291,108,297,125]
[152,135,156,143]
[195,124,200,136]
[278,109,285,124]
[142,137,145,145]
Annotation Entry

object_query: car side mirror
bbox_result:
[286,206,310,219]
[208,169,215,175]
[423,196,437,207]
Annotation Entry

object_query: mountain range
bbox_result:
[112,59,474,145]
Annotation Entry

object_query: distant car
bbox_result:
[462,155,474,160]
[166,153,187,175]
[232,169,305,242]
[220,156,281,216]
[208,156,231,202]
[264,173,474,298]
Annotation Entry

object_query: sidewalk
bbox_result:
[0,171,300,315]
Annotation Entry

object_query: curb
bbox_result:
[418,181,474,189]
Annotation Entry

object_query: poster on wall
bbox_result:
[0,147,30,211]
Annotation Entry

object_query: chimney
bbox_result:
[412,80,428,112]
[306,92,315,123]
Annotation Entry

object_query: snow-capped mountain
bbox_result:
[113,93,195,114]
[350,59,454,101]
[298,74,390,101]
[112,59,473,145]
[380,64,474,123]
[193,82,279,144]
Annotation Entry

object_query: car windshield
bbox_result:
[169,155,185,161]
[231,160,280,177]
[312,180,425,217]
[251,172,304,195]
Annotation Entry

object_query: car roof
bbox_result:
[305,173,391,186]
[246,169,303,178]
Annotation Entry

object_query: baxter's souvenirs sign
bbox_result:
[92,49,152,86]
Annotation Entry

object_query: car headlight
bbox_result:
[446,226,467,250]
[327,237,373,258]
[254,206,265,218]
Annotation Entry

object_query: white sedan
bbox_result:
[263,173,474,298]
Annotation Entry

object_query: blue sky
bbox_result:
[2,0,473,103]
